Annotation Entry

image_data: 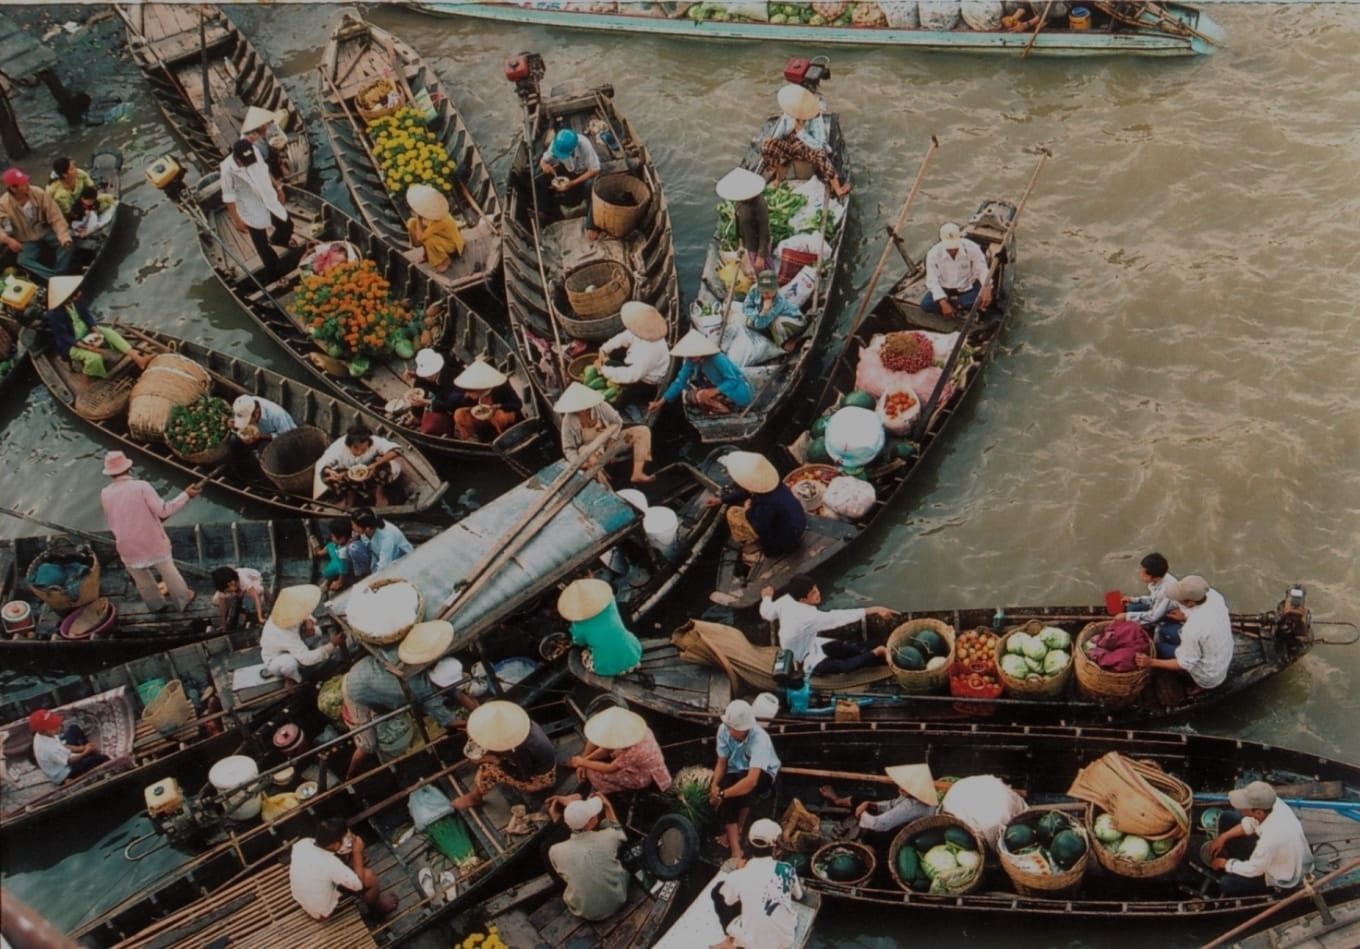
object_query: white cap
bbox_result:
[939,223,962,251]
[232,395,258,429]
[748,818,783,846]
[414,348,444,378]
[722,699,756,732]
[564,796,604,830]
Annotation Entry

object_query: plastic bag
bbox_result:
[726,323,784,368]
[822,476,876,520]
[780,265,818,308]
[918,1,961,31]
[941,774,1026,848]
[877,385,921,435]
[879,1,920,28]
[409,783,455,831]
[960,1,1004,30]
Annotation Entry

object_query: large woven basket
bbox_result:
[128,354,210,444]
[26,544,101,614]
[997,807,1090,898]
[591,172,650,238]
[171,440,230,466]
[1088,804,1189,879]
[888,814,987,895]
[348,577,423,646]
[994,620,1074,699]
[74,375,135,421]
[356,77,403,122]
[260,425,328,496]
[810,840,876,889]
[564,260,631,322]
[1068,752,1192,841]
[1073,620,1153,708]
[886,619,955,694]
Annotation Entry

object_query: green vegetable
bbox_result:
[1116,835,1152,861]
[809,415,830,439]
[1150,836,1177,857]
[1007,632,1030,655]
[347,356,371,378]
[955,849,981,871]
[922,845,958,879]
[892,644,924,671]
[1092,813,1123,845]
[1000,653,1031,680]
[841,466,868,481]
[602,385,620,402]
[1003,823,1035,852]
[1024,655,1044,674]
[1040,627,1072,651]
[1043,650,1070,676]
[913,828,945,851]
[392,337,415,360]
[913,629,948,659]
[1036,810,1069,845]
[165,394,232,457]
[1051,828,1087,869]
[895,844,920,883]
[1022,637,1049,662]
[806,436,830,464]
[892,441,917,460]
[582,365,600,383]
[943,826,975,849]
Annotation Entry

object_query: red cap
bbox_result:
[3,167,30,189]
[28,709,63,732]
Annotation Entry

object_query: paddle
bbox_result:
[0,504,218,580]
[1020,1,1055,59]
[911,147,1050,443]
[1199,858,1360,949]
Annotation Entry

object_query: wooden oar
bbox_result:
[911,147,1050,442]
[0,505,218,580]
[1200,858,1360,949]
[1020,1,1055,59]
[317,64,408,230]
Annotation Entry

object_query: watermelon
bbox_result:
[841,390,876,410]
[914,629,948,659]
[810,415,831,439]
[896,842,920,882]
[1003,822,1035,852]
[825,849,868,882]
[806,436,831,464]
[1036,810,1069,844]
[913,828,945,851]
[1050,829,1087,870]
[892,644,925,671]
[943,826,975,849]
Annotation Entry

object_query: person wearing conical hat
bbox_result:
[260,584,343,684]
[818,763,939,842]
[557,578,643,677]
[554,382,654,485]
[240,104,290,180]
[43,275,152,377]
[564,705,671,794]
[0,164,73,279]
[920,221,992,318]
[451,358,522,442]
[716,166,771,274]
[596,301,671,409]
[760,83,849,199]
[453,700,558,810]
[100,451,202,613]
[704,451,807,561]
[404,184,464,275]
[647,329,752,417]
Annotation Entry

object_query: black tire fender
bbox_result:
[642,813,700,881]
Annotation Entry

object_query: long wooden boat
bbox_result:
[637,721,1360,921]
[326,456,725,657]
[413,1,1223,57]
[0,519,312,659]
[711,198,1017,609]
[165,174,552,474]
[0,312,35,399]
[115,3,312,186]
[652,867,820,949]
[1204,894,1360,949]
[502,54,681,419]
[31,322,448,518]
[74,701,587,948]
[0,627,304,835]
[317,12,503,295]
[683,71,850,447]
[571,593,1358,727]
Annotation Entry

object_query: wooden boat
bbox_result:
[0,626,305,835]
[652,868,820,949]
[0,519,312,659]
[636,721,1360,921]
[0,312,35,398]
[115,3,312,186]
[74,701,588,948]
[164,174,551,474]
[570,593,1359,726]
[501,53,681,417]
[317,12,503,294]
[326,456,725,657]
[1204,893,1360,949]
[683,70,850,447]
[413,1,1223,57]
[31,322,449,518]
[710,199,1017,609]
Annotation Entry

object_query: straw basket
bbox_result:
[888,815,987,895]
[349,577,423,646]
[1073,621,1153,708]
[1088,804,1189,879]
[994,620,1074,699]
[591,172,651,239]
[356,77,403,122]
[1068,752,1192,842]
[142,678,194,736]
[26,545,101,614]
[260,426,328,496]
[997,807,1090,898]
[172,440,229,466]
[562,260,631,336]
[784,464,838,515]
[886,619,955,694]
[74,375,135,421]
[810,841,876,889]
[128,354,210,444]
[566,352,599,383]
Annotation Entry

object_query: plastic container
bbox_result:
[643,506,680,558]
[1069,6,1091,29]
[616,488,649,512]
[144,778,184,818]
[824,407,885,468]
[1,600,34,637]
[208,755,263,821]
[272,723,310,758]
[1,278,37,311]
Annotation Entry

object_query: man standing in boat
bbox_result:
[220,137,294,286]
[99,451,201,613]
[537,128,602,241]
[919,222,992,318]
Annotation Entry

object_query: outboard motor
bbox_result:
[1276,583,1311,642]
[143,778,206,847]
[146,155,188,204]
[505,52,546,110]
[783,55,831,92]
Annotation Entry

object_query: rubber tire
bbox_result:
[643,813,700,881]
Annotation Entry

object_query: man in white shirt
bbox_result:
[1135,574,1233,690]
[220,137,293,283]
[1207,781,1313,896]
[29,708,108,785]
[760,575,895,675]
[260,584,343,683]
[597,301,672,411]
[919,222,992,317]
[289,819,396,920]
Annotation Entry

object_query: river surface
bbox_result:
[1,3,1358,946]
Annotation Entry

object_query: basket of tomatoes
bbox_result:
[949,627,1003,715]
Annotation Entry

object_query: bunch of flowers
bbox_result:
[294,259,414,368]
[367,107,456,197]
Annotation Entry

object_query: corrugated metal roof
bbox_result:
[0,14,58,83]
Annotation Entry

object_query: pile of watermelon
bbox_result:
[1001,809,1088,875]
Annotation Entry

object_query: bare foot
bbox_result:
[630,471,655,484]
[180,590,198,612]
[585,228,601,242]
[819,784,850,807]
[451,792,479,810]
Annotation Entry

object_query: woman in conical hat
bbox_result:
[596,301,671,411]
[43,275,152,378]
[453,700,558,810]
[450,358,522,443]
[557,578,643,675]
[647,330,753,417]
[716,166,771,273]
[553,382,654,484]
[261,584,343,684]
[404,184,464,274]
[708,451,807,561]
[565,705,672,794]
[818,762,939,843]
[761,83,849,199]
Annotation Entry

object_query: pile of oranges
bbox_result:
[955,629,1000,675]
[295,259,413,365]
[367,107,456,197]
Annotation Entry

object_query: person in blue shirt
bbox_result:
[228,394,297,480]
[313,515,370,593]
[742,269,806,350]
[350,509,413,572]
[649,329,752,417]
[537,128,602,239]
[708,699,782,864]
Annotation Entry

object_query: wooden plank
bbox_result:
[491,911,542,949]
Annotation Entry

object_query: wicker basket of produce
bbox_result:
[26,542,101,614]
[886,618,954,694]
[591,172,651,239]
[889,814,986,895]
[1087,804,1189,879]
[1073,620,1153,708]
[562,260,630,331]
[997,807,1091,898]
[74,375,135,421]
[344,576,423,646]
[128,354,210,444]
[566,352,600,383]
[783,464,839,514]
[260,425,328,496]
[355,77,403,122]
[810,840,876,889]
[994,620,1075,699]
[165,394,232,465]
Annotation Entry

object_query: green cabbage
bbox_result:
[1093,813,1123,844]
[1150,836,1177,856]
[1040,627,1072,651]
[1007,632,1031,655]
[1022,637,1049,661]
[922,845,959,878]
[1000,654,1031,680]
[1043,650,1070,676]
[1117,835,1152,861]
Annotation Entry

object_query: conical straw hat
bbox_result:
[721,451,779,494]
[553,381,604,415]
[557,578,614,622]
[454,358,507,390]
[47,275,83,309]
[777,84,820,121]
[715,167,766,202]
[885,763,937,806]
[620,301,668,342]
[270,584,322,628]
[397,620,455,666]
[241,105,275,133]
[466,701,531,752]
[406,183,450,220]
[670,329,719,358]
[584,706,648,750]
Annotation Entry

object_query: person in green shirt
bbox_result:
[47,157,112,217]
[557,577,642,677]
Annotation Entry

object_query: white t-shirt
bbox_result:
[1225,797,1314,889]
[33,732,71,783]
[289,838,363,920]
[718,856,804,949]
[1174,588,1233,688]
[760,593,865,670]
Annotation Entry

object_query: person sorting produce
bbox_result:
[595,301,671,411]
[555,382,654,485]
[1206,781,1313,897]
[709,699,782,864]
[649,329,752,417]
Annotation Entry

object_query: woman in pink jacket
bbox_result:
[98,451,201,612]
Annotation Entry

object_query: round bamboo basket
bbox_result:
[563,259,630,324]
[171,440,229,466]
[566,352,599,383]
[260,426,328,496]
[74,375,134,421]
[784,463,839,515]
[128,354,210,444]
[591,172,650,238]
[810,840,876,889]
[1073,621,1153,708]
[348,577,423,646]
[1087,805,1189,879]
[994,620,1074,699]
[888,814,986,895]
[997,807,1090,898]
[26,546,101,614]
[886,619,955,694]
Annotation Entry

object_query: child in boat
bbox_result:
[312,515,371,593]
[211,565,268,633]
[1115,551,1183,658]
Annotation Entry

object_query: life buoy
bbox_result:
[642,813,699,881]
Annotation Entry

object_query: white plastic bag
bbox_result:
[822,476,876,520]
[409,783,454,831]
[779,265,818,308]
[918,0,961,31]
[879,1,920,28]
[941,774,1027,849]
[725,323,784,368]
[876,385,922,435]
[959,1,1004,30]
